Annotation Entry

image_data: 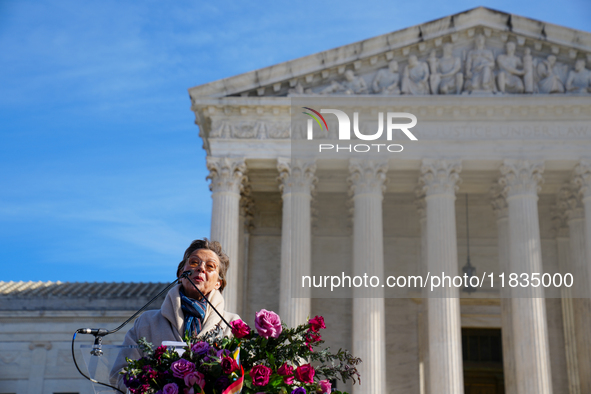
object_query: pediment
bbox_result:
[189,7,591,100]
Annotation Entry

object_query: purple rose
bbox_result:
[170,359,195,379]
[216,349,231,359]
[291,388,307,394]
[163,383,179,394]
[191,341,210,356]
[254,309,282,339]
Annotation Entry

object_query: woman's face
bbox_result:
[180,249,221,300]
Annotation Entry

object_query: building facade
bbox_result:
[1,7,591,394]
[187,7,591,394]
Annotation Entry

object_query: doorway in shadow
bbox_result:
[462,328,505,394]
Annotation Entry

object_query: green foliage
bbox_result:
[123,313,360,394]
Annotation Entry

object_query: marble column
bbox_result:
[348,158,388,394]
[419,159,464,394]
[238,185,254,317]
[490,185,517,394]
[277,157,317,327]
[415,189,430,394]
[555,185,581,394]
[571,161,591,394]
[573,160,591,289]
[498,160,553,394]
[207,157,247,313]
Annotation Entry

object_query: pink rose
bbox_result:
[294,363,315,384]
[170,359,195,379]
[184,371,205,389]
[255,309,282,338]
[250,364,272,386]
[319,379,332,393]
[163,383,179,394]
[230,319,251,338]
[308,316,326,332]
[284,375,294,385]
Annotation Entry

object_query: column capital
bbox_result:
[277,157,317,196]
[348,158,388,197]
[490,183,508,220]
[558,182,584,221]
[572,160,591,202]
[419,159,462,197]
[206,157,247,194]
[499,160,544,199]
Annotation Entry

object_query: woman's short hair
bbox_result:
[176,238,229,293]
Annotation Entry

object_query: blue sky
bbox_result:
[1,1,589,283]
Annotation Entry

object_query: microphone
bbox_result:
[76,328,109,336]
[180,270,193,278]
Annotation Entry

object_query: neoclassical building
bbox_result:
[1,7,590,394]
[187,7,591,394]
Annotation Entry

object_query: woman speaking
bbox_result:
[111,239,241,389]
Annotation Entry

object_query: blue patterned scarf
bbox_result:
[179,287,208,337]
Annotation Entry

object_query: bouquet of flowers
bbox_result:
[122,309,361,394]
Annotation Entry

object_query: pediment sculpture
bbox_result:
[287,33,590,96]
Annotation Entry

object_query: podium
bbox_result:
[76,343,137,394]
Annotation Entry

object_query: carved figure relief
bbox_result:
[372,60,400,95]
[464,35,496,93]
[401,55,430,95]
[428,44,463,94]
[496,42,526,93]
[566,59,591,93]
[320,70,368,95]
[537,55,565,93]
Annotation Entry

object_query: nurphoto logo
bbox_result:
[301,107,418,153]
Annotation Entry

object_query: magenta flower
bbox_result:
[277,363,293,376]
[295,364,315,384]
[230,319,251,338]
[250,364,272,386]
[308,316,326,332]
[255,309,282,338]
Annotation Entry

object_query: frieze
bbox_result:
[210,119,290,139]
[207,119,591,140]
